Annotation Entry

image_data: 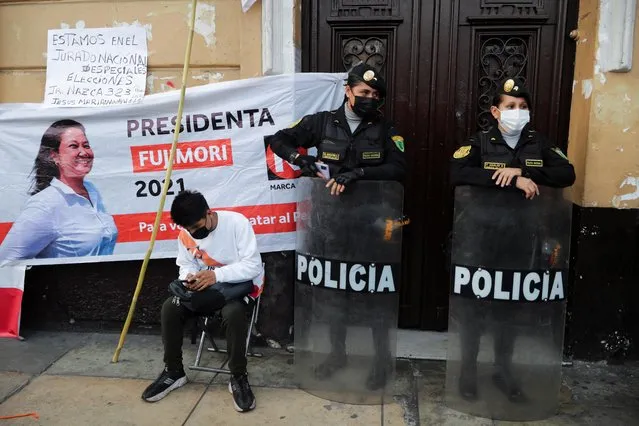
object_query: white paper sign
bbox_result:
[44,27,147,108]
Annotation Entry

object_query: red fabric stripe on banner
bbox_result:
[0,222,11,245]
[113,203,298,243]
[0,288,23,338]
[227,203,298,234]
[0,203,298,245]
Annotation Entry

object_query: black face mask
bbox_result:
[190,216,211,239]
[352,96,379,118]
[190,226,210,240]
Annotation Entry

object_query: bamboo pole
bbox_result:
[112,0,199,363]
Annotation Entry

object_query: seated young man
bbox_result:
[142,190,263,412]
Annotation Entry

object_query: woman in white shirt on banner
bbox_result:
[0,119,118,263]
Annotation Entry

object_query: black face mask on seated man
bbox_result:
[190,213,213,240]
[191,225,211,240]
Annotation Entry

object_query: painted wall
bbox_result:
[568,0,639,209]
[565,0,639,361]
[0,0,262,102]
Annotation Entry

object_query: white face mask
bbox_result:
[498,109,530,135]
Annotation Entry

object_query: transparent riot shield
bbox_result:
[445,186,572,421]
[294,178,403,405]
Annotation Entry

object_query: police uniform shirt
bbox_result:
[450,124,576,189]
[267,103,406,182]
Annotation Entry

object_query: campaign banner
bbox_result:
[45,27,148,107]
[0,73,346,266]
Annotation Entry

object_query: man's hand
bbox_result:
[515,177,540,199]
[187,270,217,291]
[293,154,322,177]
[325,170,361,196]
[492,167,522,187]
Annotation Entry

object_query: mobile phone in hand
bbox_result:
[180,279,196,286]
[315,162,330,179]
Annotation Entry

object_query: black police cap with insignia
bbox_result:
[495,77,532,108]
[347,63,387,98]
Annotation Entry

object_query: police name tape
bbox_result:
[296,253,399,293]
[452,265,566,302]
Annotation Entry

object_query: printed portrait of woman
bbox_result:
[0,119,118,262]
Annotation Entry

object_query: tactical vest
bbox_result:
[317,115,385,170]
[479,128,544,170]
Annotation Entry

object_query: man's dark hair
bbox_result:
[170,190,209,227]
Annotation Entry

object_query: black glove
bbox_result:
[292,154,319,175]
[334,169,364,186]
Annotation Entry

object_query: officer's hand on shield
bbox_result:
[293,154,324,178]
[515,176,540,199]
[326,170,362,196]
[492,167,522,187]
[326,179,345,195]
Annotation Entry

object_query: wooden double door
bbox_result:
[301,0,578,329]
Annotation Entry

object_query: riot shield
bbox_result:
[445,186,572,421]
[294,178,403,405]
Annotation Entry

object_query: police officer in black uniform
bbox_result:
[451,77,575,193]
[267,63,406,390]
[450,78,575,402]
[268,63,406,195]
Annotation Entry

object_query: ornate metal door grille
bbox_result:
[476,36,530,130]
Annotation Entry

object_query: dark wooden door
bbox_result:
[302,0,577,330]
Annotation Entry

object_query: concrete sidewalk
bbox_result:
[1,331,638,425]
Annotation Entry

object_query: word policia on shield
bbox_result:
[0,73,347,266]
[452,265,565,302]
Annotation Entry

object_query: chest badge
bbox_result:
[484,162,506,170]
[525,159,544,167]
[362,151,382,160]
[321,152,340,161]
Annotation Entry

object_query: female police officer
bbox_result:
[449,77,575,402]
[266,63,407,391]
[451,77,575,194]
[267,63,406,195]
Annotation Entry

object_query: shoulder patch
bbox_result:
[453,145,472,159]
[551,147,568,160]
[391,135,405,152]
[287,119,302,129]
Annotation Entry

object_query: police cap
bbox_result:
[495,77,531,108]
[347,63,387,98]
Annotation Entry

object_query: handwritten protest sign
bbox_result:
[44,27,147,107]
